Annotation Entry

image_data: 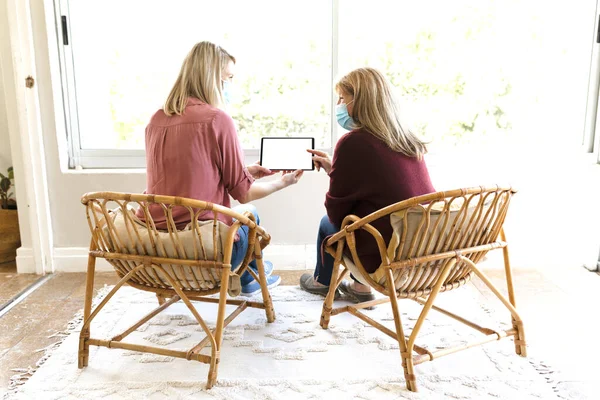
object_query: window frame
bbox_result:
[583,1,600,163]
[55,0,340,170]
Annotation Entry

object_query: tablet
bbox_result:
[259,137,315,171]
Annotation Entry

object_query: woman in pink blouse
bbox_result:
[139,41,303,295]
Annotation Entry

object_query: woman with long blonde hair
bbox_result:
[139,41,304,295]
[300,67,435,302]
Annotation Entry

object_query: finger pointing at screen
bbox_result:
[307,149,332,174]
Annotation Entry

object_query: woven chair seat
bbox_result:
[342,195,492,297]
[104,208,234,291]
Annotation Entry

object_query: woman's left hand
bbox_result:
[247,162,275,179]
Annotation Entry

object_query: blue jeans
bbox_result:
[230,204,263,286]
[314,215,340,286]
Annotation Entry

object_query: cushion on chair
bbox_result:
[345,198,491,291]
[102,208,240,292]
[387,198,490,290]
[387,199,465,260]
[341,256,405,288]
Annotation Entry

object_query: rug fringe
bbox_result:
[527,358,571,399]
[474,293,571,399]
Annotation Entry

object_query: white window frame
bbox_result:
[583,0,600,164]
[55,0,340,169]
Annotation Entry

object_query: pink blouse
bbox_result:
[137,98,254,229]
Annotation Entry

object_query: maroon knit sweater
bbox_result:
[325,129,436,273]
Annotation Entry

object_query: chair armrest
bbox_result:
[239,211,271,250]
[229,211,272,280]
[325,214,361,247]
[324,215,390,275]
[359,222,390,266]
[325,230,346,247]
[254,224,271,248]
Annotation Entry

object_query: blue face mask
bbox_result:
[222,80,232,105]
[336,102,355,130]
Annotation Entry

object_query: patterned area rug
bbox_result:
[3,285,577,399]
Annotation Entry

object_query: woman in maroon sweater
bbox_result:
[300,67,435,302]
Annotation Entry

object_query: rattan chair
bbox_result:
[320,185,526,392]
[78,192,275,389]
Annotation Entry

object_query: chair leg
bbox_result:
[78,264,149,369]
[206,267,230,389]
[464,254,527,357]
[385,269,417,392]
[254,242,275,323]
[149,265,219,389]
[156,294,166,306]
[500,230,527,357]
[321,241,344,329]
[78,251,96,369]
[403,349,417,392]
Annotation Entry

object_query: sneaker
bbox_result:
[299,273,340,299]
[240,274,281,296]
[240,260,274,286]
[256,260,274,276]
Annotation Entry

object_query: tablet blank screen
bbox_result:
[260,137,314,171]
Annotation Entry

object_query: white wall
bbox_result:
[0,61,12,173]
[1,0,599,273]
[44,170,328,248]
[427,143,600,270]
[0,0,33,255]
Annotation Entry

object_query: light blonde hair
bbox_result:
[164,41,236,116]
[335,67,427,159]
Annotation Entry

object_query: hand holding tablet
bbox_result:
[260,137,315,171]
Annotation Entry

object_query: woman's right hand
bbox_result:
[307,149,332,174]
[280,169,304,187]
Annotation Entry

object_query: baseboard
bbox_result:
[51,245,314,273]
[52,248,113,272]
[15,247,35,273]
[263,244,315,271]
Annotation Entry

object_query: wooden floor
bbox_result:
[0,262,39,305]
[1,263,599,396]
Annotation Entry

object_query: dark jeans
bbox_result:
[314,215,340,286]
[230,204,262,286]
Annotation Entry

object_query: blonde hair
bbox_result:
[335,67,427,159]
[164,41,236,116]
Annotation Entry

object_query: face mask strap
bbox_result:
[221,80,231,105]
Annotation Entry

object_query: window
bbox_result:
[338,0,596,156]
[57,0,332,168]
[56,0,596,169]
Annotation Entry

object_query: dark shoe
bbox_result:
[339,281,376,309]
[299,273,340,299]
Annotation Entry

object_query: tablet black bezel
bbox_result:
[259,137,315,171]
